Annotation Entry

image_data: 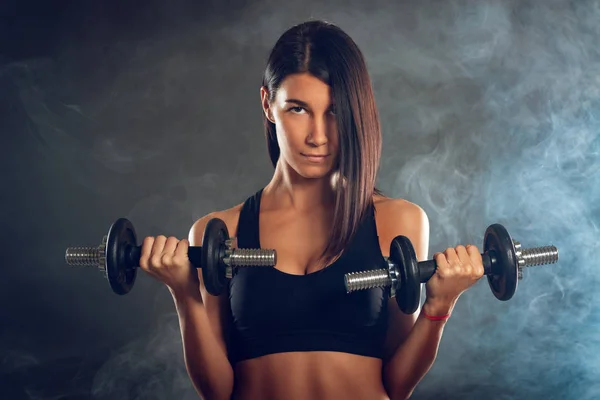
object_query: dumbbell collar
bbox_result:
[386,257,400,298]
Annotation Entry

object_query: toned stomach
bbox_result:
[231,351,390,400]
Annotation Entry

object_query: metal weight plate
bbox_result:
[106,218,138,295]
[484,224,518,301]
[390,236,421,314]
[201,218,229,296]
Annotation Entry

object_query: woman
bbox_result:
[139,20,484,400]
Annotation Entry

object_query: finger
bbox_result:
[455,245,470,268]
[175,238,189,257]
[139,237,155,271]
[160,237,180,267]
[434,252,448,266]
[163,236,179,256]
[455,245,476,276]
[444,247,459,265]
[434,251,450,277]
[466,244,484,276]
[150,235,168,268]
[466,244,481,261]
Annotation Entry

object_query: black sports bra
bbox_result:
[227,188,390,364]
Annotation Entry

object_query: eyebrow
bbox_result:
[285,99,334,109]
[285,99,310,107]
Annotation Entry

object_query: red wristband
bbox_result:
[423,309,451,321]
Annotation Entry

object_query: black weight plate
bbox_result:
[201,218,229,296]
[106,218,138,295]
[485,224,518,301]
[390,236,421,314]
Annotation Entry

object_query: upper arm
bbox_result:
[380,200,430,361]
[189,212,235,358]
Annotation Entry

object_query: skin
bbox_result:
[139,72,485,399]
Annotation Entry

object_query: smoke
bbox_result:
[373,1,600,398]
[89,313,197,400]
[3,0,599,399]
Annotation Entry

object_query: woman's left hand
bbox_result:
[424,245,485,315]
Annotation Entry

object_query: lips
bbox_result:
[301,153,330,163]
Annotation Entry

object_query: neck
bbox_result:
[263,160,339,212]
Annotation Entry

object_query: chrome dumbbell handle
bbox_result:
[345,243,559,293]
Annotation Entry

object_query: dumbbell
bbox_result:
[345,224,559,314]
[65,217,276,296]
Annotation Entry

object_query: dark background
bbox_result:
[2,0,599,399]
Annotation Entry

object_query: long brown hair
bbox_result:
[262,20,385,266]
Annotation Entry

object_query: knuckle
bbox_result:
[150,255,162,268]
[161,253,173,264]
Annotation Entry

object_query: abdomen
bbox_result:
[231,351,390,400]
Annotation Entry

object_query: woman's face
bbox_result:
[261,72,339,180]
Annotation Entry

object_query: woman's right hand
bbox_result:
[138,236,200,296]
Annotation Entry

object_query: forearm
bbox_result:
[172,290,234,400]
[383,301,454,400]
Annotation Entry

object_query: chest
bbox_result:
[258,210,340,275]
[229,260,388,333]
[228,203,390,335]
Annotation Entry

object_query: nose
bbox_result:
[307,116,329,147]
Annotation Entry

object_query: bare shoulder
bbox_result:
[373,195,429,231]
[372,194,429,260]
[188,203,244,245]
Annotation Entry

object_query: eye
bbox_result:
[289,106,305,114]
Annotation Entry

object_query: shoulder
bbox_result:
[188,202,245,246]
[372,194,429,260]
[373,195,429,237]
[373,195,428,226]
